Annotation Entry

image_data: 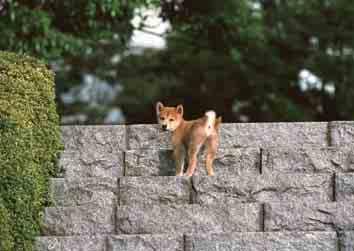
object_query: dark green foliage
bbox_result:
[0,51,62,251]
[0,0,144,60]
[0,200,14,251]
[2,0,354,123]
[116,0,354,123]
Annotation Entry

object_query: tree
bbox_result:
[115,0,354,123]
[0,0,149,123]
[2,0,354,123]
[0,0,144,59]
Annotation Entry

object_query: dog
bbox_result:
[156,102,222,176]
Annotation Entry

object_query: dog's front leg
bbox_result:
[173,145,185,176]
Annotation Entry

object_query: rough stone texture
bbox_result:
[36,235,106,251]
[339,231,354,251]
[336,173,354,201]
[127,124,172,150]
[116,203,261,234]
[222,122,328,148]
[124,148,260,176]
[192,173,333,204]
[50,178,117,206]
[329,121,354,146]
[107,235,183,251]
[60,126,125,179]
[124,149,175,176]
[185,232,263,251]
[119,176,191,205]
[185,232,338,251]
[59,150,124,179]
[262,147,354,173]
[127,123,328,149]
[43,203,115,235]
[264,202,354,231]
[62,125,127,151]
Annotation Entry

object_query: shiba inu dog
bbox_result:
[156,102,222,176]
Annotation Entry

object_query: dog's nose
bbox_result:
[162,125,167,131]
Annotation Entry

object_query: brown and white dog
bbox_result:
[156,102,222,176]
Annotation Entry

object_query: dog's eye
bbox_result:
[169,119,174,122]
[160,117,165,120]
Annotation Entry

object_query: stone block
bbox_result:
[117,203,262,234]
[192,173,333,204]
[119,176,191,205]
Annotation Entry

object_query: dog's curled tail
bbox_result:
[204,110,222,136]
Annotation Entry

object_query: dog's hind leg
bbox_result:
[185,140,204,177]
[205,135,218,176]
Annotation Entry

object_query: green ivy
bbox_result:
[0,51,63,251]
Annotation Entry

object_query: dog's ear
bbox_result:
[176,104,184,116]
[156,102,164,114]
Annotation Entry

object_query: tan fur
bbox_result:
[156,102,222,176]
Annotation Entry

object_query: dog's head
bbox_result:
[156,102,183,131]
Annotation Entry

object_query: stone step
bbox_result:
[116,203,262,234]
[185,231,338,251]
[59,150,124,179]
[119,176,191,205]
[60,122,354,152]
[42,203,115,235]
[336,173,354,201]
[124,148,260,176]
[340,231,354,251]
[330,121,354,147]
[107,234,184,251]
[50,178,117,206]
[262,147,354,173]
[37,232,353,251]
[127,122,329,149]
[192,173,333,204]
[119,174,333,205]
[61,125,127,152]
[36,234,184,251]
[36,235,106,251]
[264,201,354,232]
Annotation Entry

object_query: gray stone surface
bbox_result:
[185,232,338,251]
[264,202,354,231]
[36,235,106,251]
[116,203,261,234]
[62,125,127,151]
[124,149,175,176]
[60,126,125,179]
[43,203,115,235]
[127,124,172,150]
[59,150,124,179]
[336,173,354,201]
[124,148,260,176]
[221,122,328,148]
[107,235,183,251]
[262,147,354,173]
[50,178,117,206]
[127,122,328,149]
[339,231,354,251]
[192,173,333,204]
[119,176,191,205]
[329,121,354,146]
[185,232,263,251]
